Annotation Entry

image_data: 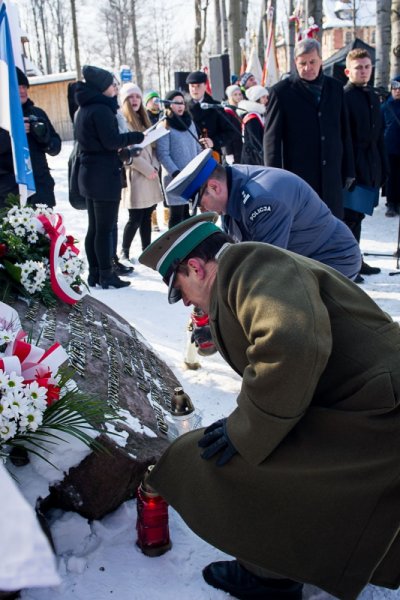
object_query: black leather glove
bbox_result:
[198,418,238,466]
[191,324,212,347]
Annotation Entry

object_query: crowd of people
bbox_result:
[2,40,400,600]
[1,40,399,292]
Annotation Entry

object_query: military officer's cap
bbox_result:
[139,212,220,304]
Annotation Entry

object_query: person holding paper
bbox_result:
[343,48,387,282]
[119,83,164,263]
[74,65,144,289]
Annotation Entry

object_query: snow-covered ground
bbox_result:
[13,142,400,599]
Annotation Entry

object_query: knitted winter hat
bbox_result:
[225,84,241,99]
[165,89,184,102]
[240,72,254,87]
[16,67,29,87]
[144,90,160,106]
[245,84,268,103]
[119,83,143,105]
[82,65,114,92]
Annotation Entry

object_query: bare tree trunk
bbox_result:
[130,0,142,87]
[228,0,241,75]
[258,0,267,61]
[37,0,51,73]
[70,0,81,77]
[221,0,228,53]
[376,0,391,87]
[391,0,400,77]
[30,0,44,73]
[214,0,222,54]
[239,0,248,39]
[288,0,296,73]
[194,0,209,69]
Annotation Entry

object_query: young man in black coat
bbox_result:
[263,39,355,220]
[186,70,233,162]
[343,48,388,282]
[0,67,61,208]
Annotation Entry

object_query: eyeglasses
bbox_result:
[391,81,400,90]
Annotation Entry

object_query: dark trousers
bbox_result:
[169,204,190,229]
[387,154,400,210]
[85,198,119,271]
[122,205,155,252]
[343,208,365,244]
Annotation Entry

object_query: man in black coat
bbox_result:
[263,39,355,220]
[0,67,61,208]
[186,70,233,161]
[343,48,388,281]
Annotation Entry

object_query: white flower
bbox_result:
[3,371,24,391]
[24,381,47,403]
[20,408,43,432]
[0,420,17,442]
[0,370,10,388]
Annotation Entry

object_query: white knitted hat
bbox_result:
[119,83,142,105]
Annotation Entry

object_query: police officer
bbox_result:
[166,149,362,280]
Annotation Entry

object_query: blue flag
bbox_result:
[0,2,35,196]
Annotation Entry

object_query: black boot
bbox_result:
[202,561,303,599]
[99,269,130,289]
[87,268,99,287]
[113,257,134,275]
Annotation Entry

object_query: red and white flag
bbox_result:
[262,4,279,88]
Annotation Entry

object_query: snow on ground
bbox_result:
[15,142,400,599]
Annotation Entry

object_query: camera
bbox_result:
[118,146,142,164]
[26,114,48,139]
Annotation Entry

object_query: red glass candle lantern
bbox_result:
[136,465,171,557]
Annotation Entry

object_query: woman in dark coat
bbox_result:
[238,85,269,166]
[223,84,244,164]
[74,65,144,289]
[382,76,400,216]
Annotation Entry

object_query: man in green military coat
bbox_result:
[139,212,400,600]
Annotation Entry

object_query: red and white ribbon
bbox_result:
[36,213,84,305]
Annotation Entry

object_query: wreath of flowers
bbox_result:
[0,301,118,465]
[0,197,86,306]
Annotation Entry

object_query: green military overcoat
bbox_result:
[148,242,400,600]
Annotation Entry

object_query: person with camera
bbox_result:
[74,65,144,289]
[0,67,61,208]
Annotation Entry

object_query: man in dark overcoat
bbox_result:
[263,38,354,219]
[186,70,233,161]
[343,48,387,282]
[0,67,61,208]
[139,212,400,600]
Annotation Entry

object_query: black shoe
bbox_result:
[99,269,130,289]
[386,207,397,217]
[360,261,381,275]
[355,274,364,284]
[113,259,134,275]
[202,561,303,600]
[87,269,99,287]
